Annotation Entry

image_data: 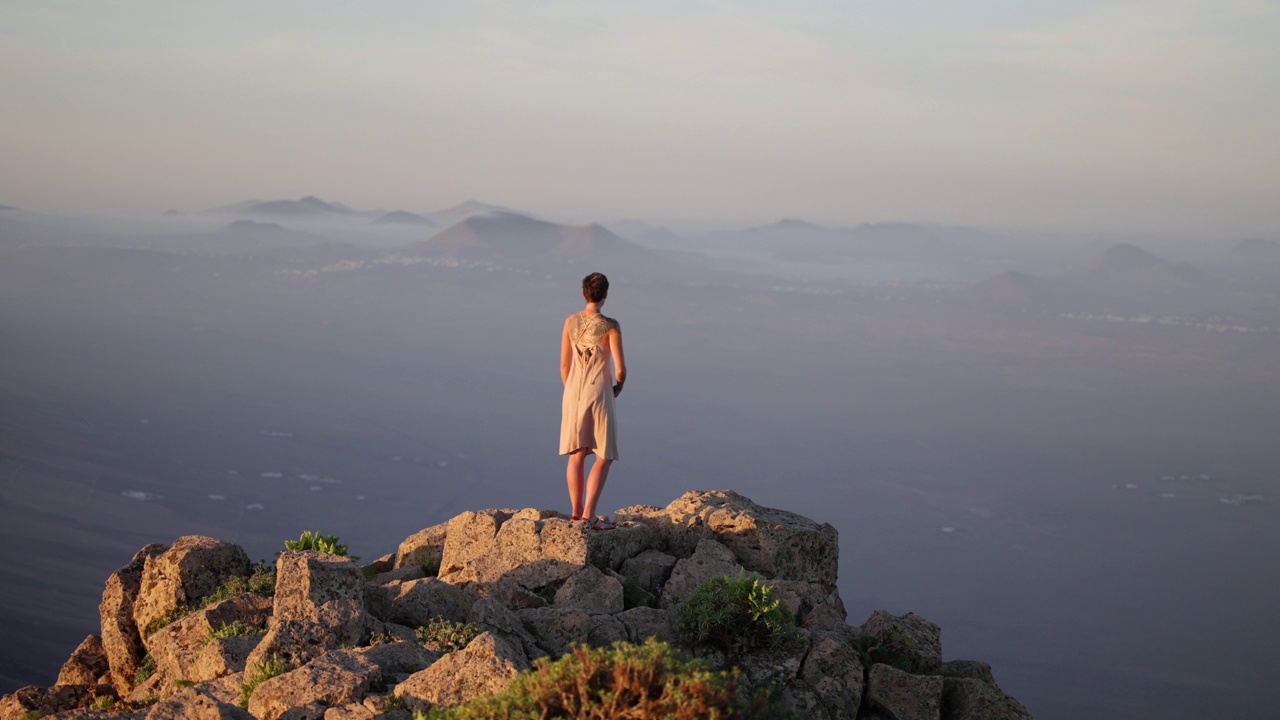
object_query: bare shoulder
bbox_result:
[603,315,621,331]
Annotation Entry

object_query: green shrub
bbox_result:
[414,639,777,719]
[673,571,793,657]
[207,620,265,642]
[422,556,440,577]
[90,695,116,711]
[278,530,355,559]
[417,619,484,654]
[238,655,294,709]
[134,653,155,685]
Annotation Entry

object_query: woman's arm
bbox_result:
[609,324,626,396]
[560,316,573,385]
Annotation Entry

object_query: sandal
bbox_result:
[588,517,616,531]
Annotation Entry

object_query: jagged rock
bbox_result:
[615,607,673,644]
[515,607,626,657]
[100,543,165,693]
[361,554,396,578]
[367,565,424,588]
[776,679,824,720]
[394,522,449,570]
[617,549,677,596]
[18,492,1032,720]
[658,538,744,609]
[323,704,375,720]
[191,635,262,686]
[617,490,839,583]
[770,579,848,630]
[350,641,438,683]
[866,664,944,720]
[248,551,371,669]
[553,565,623,615]
[942,677,1033,720]
[148,594,272,690]
[394,632,529,711]
[862,610,943,674]
[375,577,469,628]
[143,687,254,719]
[0,684,91,719]
[134,537,252,642]
[247,651,381,720]
[939,659,999,689]
[57,634,108,687]
[801,628,864,720]
[439,510,654,589]
[467,598,545,662]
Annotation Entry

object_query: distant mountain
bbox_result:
[208,196,360,218]
[425,201,520,227]
[407,212,654,270]
[964,270,1071,308]
[0,204,16,211]
[372,210,437,227]
[1072,244,1209,285]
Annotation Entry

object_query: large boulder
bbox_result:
[374,577,469,628]
[800,629,865,720]
[394,522,449,571]
[617,490,839,583]
[942,677,1033,720]
[247,551,371,669]
[515,607,626,657]
[133,536,252,642]
[0,684,91,719]
[658,538,744,609]
[148,593,272,690]
[99,543,165,693]
[553,565,623,615]
[617,549,677,597]
[143,687,255,719]
[57,634,108,687]
[438,509,654,589]
[247,651,381,720]
[394,632,529,711]
[866,664,943,720]
[861,610,943,674]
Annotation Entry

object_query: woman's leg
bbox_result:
[581,456,613,521]
[566,450,588,519]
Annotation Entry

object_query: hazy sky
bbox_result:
[2,1,1277,238]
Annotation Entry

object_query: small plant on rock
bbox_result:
[207,620,265,642]
[673,570,793,657]
[90,695,116,712]
[133,653,155,685]
[416,619,484,654]
[413,639,777,719]
[238,654,294,709]
[278,530,355,559]
[421,556,440,577]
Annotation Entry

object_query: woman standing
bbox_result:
[560,272,626,529]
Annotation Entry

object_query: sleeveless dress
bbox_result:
[559,312,618,460]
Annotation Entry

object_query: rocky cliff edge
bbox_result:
[1,490,1032,720]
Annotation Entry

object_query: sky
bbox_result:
[2,0,1278,238]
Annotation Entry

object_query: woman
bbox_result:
[560,272,626,529]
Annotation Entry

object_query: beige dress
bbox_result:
[559,312,619,459]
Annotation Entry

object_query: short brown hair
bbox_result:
[582,272,609,303]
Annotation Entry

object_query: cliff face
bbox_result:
[1,490,1032,720]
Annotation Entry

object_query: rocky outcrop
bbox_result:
[3,489,1032,720]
